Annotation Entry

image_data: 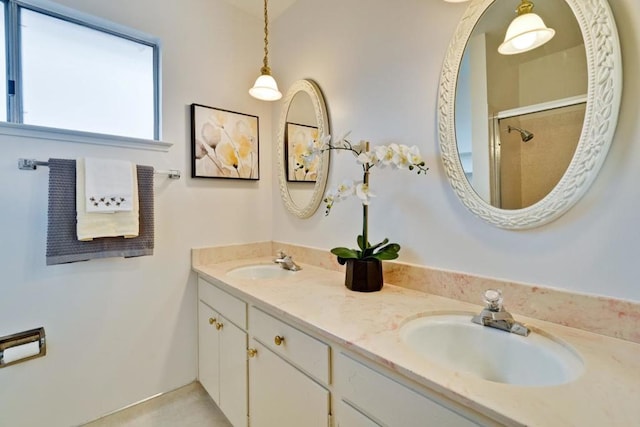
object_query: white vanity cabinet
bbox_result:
[248,306,331,427]
[197,278,248,427]
[197,274,489,427]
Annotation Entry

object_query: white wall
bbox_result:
[271,0,640,304]
[0,1,273,425]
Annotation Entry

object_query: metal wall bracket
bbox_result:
[0,327,46,368]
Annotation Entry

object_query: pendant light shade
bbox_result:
[249,0,282,101]
[498,0,555,55]
[250,71,281,101]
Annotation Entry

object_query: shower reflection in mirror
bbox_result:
[458,93,586,210]
[489,98,586,209]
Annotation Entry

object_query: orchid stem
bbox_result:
[362,141,370,252]
[362,198,368,252]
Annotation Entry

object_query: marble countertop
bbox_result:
[193,257,640,427]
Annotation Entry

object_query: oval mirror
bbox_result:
[277,79,331,218]
[438,0,622,229]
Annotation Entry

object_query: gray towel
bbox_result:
[46,158,154,265]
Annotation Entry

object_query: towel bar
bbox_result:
[18,158,181,179]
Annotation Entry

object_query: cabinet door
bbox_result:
[249,339,329,427]
[337,401,380,427]
[219,318,248,427]
[198,301,220,403]
[336,352,478,427]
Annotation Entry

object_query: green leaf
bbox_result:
[371,243,401,260]
[331,247,360,260]
[356,235,366,251]
[360,237,390,258]
[368,238,389,252]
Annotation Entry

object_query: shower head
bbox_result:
[507,125,534,142]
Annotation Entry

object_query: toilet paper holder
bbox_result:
[0,327,46,368]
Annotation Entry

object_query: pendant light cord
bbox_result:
[261,0,271,74]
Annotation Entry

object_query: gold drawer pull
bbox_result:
[216,322,224,330]
[274,335,285,346]
[208,317,216,325]
[247,348,258,358]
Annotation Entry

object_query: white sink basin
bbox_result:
[399,313,583,387]
[227,264,297,280]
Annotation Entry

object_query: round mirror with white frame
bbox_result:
[277,79,331,218]
[438,0,622,229]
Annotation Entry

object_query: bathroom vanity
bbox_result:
[195,276,484,427]
[192,248,640,427]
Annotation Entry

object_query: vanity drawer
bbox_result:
[249,306,330,385]
[198,277,247,329]
[335,352,478,427]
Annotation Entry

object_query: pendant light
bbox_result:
[498,0,555,55]
[249,0,282,101]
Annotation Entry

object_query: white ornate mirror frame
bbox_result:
[277,79,331,218]
[438,0,622,229]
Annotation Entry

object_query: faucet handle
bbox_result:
[276,250,287,259]
[483,289,503,311]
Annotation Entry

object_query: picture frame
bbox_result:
[191,103,259,180]
[285,122,320,182]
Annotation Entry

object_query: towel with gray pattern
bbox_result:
[46,158,154,265]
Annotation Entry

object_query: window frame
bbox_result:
[0,0,168,150]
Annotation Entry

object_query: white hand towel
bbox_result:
[76,158,140,241]
[84,157,134,212]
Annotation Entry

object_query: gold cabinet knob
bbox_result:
[208,317,216,325]
[247,348,258,358]
[274,335,285,346]
[215,322,224,330]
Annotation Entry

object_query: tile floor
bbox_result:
[83,382,232,427]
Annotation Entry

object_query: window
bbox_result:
[0,5,6,122]
[0,0,160,142]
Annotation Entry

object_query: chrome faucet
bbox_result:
[273,251,301,271]
[471,289,530,337]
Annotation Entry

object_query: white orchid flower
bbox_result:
[321,132,426,217]
[330,131,352,150]
[323,188,337,214]
[374,144,395,167]
[355,182,375,205]
[336,180,355,199]
[407,145,423,166]
[391,144,412,169]
[324,188,336,203]
[356,150,376,166]
[324,180,356,215]
[350,140,369,155]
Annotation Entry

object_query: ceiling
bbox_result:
[220,0,298,20]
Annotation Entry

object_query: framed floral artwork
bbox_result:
[191,104,259,180]
[285,122,320,182]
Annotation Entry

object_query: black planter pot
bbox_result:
[344,258,383,292]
